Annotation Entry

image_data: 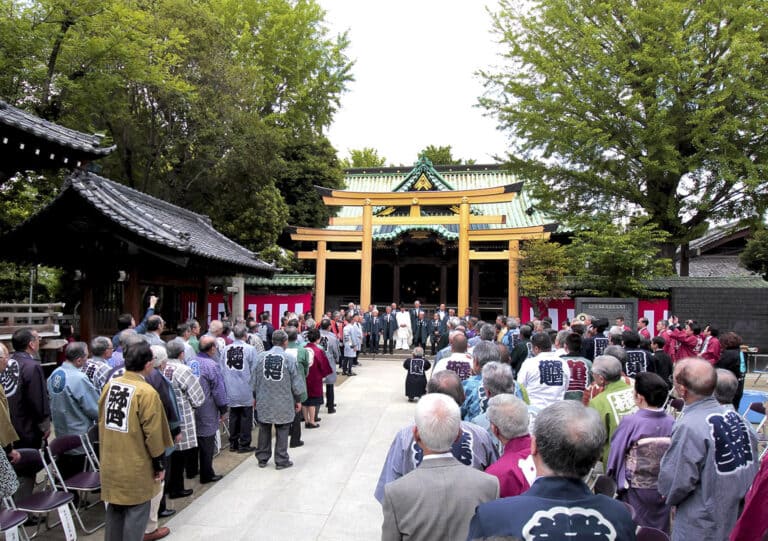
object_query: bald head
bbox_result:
[451,333,468,353]
[675,358,716,403]
[208,320,223,336]
[199,335,217,355]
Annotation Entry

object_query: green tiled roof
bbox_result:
[244,274,316,287]
[336,159,558,240]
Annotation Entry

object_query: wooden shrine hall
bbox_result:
[292,157,557,319]
[0,101,274,342]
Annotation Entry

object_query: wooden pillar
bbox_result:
[470,263,480,315]
[124,264,141,322]
[197,276,209,326]
[314,241,327,322]
[508,240,520,317]
[231,275,245,321]
[360,200,373,309]
[457,197,470,316]
[439,263,447,305]
[392,262,400,303]
[80,282,94,344]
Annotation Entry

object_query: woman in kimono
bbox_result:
[402,347,431,402]
[606,371,675,533]
[0,343,20,498]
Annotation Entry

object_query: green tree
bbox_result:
[566,221,674,298]
[341,147,386,168]
[0,0,352,254]
[519,238,568,308]
[419,145,475,166]
[740,228,768,280]
[482,0,768,273]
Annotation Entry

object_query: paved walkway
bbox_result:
[164,357,412,541]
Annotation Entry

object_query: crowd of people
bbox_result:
[0,297,348,541]
[0,297,766,541]
[375,307,767,541]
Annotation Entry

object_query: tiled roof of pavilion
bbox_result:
[333,157,556,241]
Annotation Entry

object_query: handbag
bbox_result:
[0,450,19,498]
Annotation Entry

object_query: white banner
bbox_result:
[57,504,77,541]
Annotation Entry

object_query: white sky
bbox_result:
[319,0,510,167]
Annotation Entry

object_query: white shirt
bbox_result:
[432,352,474,381]
[516,352,570,410]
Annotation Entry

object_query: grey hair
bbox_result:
[603,345,626,364]
[427,370,465,406]
[447,316,461,330]
[715,368,738,405]
[90,336,112,357]
[412,346,424,357]
[506,317,517,328]
[284,326,298,342]
[534,401,605,478]
[479,323,496,341]
[65,342,88,362]
[118,328,137,348]
[414,393,461,453]
[482,362,516,396]
[473,341,501,368]
[166,338,185,360]
[555,330,570,347]
[487,394,529,440]
[272,329,288,346]
[233,324,248,340]
[305,318,315,328]
[150,344,168,367]
[591,355,623,382]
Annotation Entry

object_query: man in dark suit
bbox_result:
[409,300,421,345]
[368,309,382,354]
[467,401,635,540]
[381,393,499,541]
[413,310,429,349]
[380,306,398,355]
[361,304,374,353]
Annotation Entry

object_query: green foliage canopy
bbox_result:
[340,147,387,168]
[566,221,674,298]
[740,228,768,280]
[519,238,568,306]
[482,0,768,259]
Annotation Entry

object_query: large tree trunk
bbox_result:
[679,243,690,277]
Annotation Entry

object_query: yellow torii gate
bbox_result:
[291,184,554,320]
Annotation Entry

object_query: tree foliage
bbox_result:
[566,221,674,298]
[482,0,768,265]
[419,145,475,166]
[740,228,768,280]
[340,147,387,168]
[0,0,352,254]
[519,238,568,306]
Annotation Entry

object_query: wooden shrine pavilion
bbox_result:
[0,101,274,342]
[292,157,558,319]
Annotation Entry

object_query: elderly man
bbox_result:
[221,325,257,453]
[381,393,499,541]
[714,368,739,408]
[432,333,473,381]
[516,333,570,410]
[1,328,50,497]
[588,355,637,465]
[484,394,535,497]
[461,341,501,420]
[467,401,635,539]
[319,319,340,414]
[143,315,166,346]
[48,342,100,478]
[83,336,114,392]
[341,314,362,376]
[100,340,173,541]
[162,339,204,500]
[253,330,306,470]
[374,370,498,503]
[194,336,228,483]
[658,358,759,541]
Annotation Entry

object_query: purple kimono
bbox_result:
[606,408,674,532]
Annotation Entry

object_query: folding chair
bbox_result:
[0,507,29,541]
[742,402,767,433]
[43,435,104,533]
[8,449,74,539]
[593,474,617,498]
[636,526,670,541]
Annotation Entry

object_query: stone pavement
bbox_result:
[163,356,412,540]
